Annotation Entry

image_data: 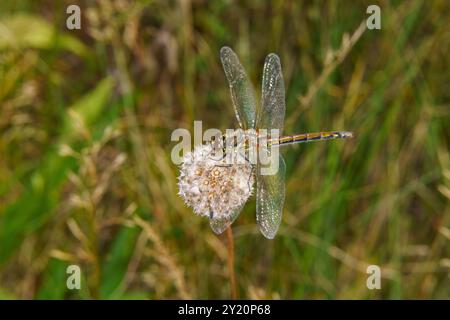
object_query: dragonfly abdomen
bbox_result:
[270,131,353,146]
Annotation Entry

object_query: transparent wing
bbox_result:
[256,155,286,239]
[255,53,286,239]
[220,46,257,130]
[258,53,285,135]
[210,203,245,235]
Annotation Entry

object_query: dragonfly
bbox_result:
[212,46,353,239]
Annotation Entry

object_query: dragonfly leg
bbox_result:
[246,165,255,193]
[207,146,226,161]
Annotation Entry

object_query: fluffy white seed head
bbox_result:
[177,141,254,220]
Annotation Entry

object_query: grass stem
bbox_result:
[226,226,238,299]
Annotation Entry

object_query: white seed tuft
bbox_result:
[177,142,254,221]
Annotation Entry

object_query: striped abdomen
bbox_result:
[269,131,353,147]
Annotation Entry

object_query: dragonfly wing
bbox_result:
[255,53,286,239]
[258,53,285,135]
[210,203,245,235]
[220,46,257,130]
[256,155,286,239]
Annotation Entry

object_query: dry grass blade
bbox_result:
[132,215,191,299]
[286,21,366,129]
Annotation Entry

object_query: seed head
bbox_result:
[177,143,254,220]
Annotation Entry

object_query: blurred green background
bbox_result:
[0,0,449,299]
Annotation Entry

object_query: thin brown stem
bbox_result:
[226,226,238,299]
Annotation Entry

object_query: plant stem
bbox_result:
[225,226,238,299]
